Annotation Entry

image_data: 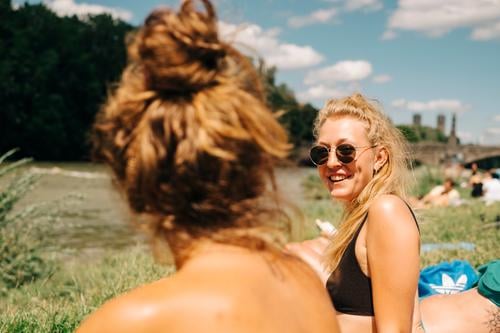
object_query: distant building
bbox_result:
[448,113,458,146]
[437,114,446,133]
[413,113,422,127]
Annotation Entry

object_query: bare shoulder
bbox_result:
[370,194,409,214]
[76,258,273,333]
[366,195,420,281]
[367,194,419,238]
[76,277,180,333]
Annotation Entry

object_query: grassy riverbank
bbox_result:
[1,165,499,332]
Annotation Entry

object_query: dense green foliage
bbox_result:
[0,150,54,291]
[258,61,318,147]
[397,124,448,144]
[0,1,132,160]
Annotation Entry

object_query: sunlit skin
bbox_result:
[317,117,378,203]
[77,243,340,333]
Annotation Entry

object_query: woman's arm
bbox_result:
[367,195,420,333]
[286,235,331,284]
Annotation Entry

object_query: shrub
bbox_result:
[0,150,55,291]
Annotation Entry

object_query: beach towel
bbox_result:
[419,260,479,298]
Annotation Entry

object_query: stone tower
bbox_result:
[437,114,446,133]
[413,113,422,127]
[448,113,458,146]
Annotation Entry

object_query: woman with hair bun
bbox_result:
[76,1,339,332]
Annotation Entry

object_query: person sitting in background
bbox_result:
[469,162,484,198]
[76,1,339,332]
[482,170,500,205]
[420,178,461,207]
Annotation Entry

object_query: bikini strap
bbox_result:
[403,200,420,233]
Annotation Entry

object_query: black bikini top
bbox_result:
[326,205,418,316]
[326,214,373,316]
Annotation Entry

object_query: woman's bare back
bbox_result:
[77,246,339,333]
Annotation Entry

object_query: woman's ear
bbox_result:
[374,146,388,173]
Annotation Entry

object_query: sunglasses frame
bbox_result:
[309,143,378,166]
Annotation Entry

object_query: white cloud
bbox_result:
[381,30,398,40]
[297,84,348,101]
[494,115,500,121]
[42,0,132,21]
[304,60,372,85]
[344,0,383,12]
[219,22,324,70]
[480,130,500,145]
[486,128,500,135]
[457,131,474,142]
[372,74,392,83]
[471,21,500,40]
[288,8,338,28]
[384,0,500,40]
[391,98,407,108]
[288,0,382,29]
[321,0,383,11]
[391,98,470,113]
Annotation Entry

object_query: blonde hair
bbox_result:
[92,0,292,266]
[314,93,411,272]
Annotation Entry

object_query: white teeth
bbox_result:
[329,175,348,182]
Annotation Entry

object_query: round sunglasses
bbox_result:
[309,143,377,166]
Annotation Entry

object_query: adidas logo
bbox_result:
[429,274,468,294]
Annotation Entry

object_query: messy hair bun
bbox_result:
[131,0,225,93]
[92,0,292,265]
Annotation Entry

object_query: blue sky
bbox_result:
[14,0,500,144]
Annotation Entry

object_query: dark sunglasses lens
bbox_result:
[336,144,356,164]
[310,146,329,165]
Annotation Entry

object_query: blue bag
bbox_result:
[418,260,479,298]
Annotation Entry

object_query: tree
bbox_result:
[256,59,318,147]
[397,125,420,143]
[0,3,132,160]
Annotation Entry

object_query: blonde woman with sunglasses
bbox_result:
[288,93,498,333]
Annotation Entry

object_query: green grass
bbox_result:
[417,202,500,267]
[0,247,171,333]
[1,166,499,332]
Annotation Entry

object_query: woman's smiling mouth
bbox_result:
[328,174,352,183]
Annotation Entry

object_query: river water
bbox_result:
[15,163,316,260]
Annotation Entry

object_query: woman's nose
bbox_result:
[326,151,341,168]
